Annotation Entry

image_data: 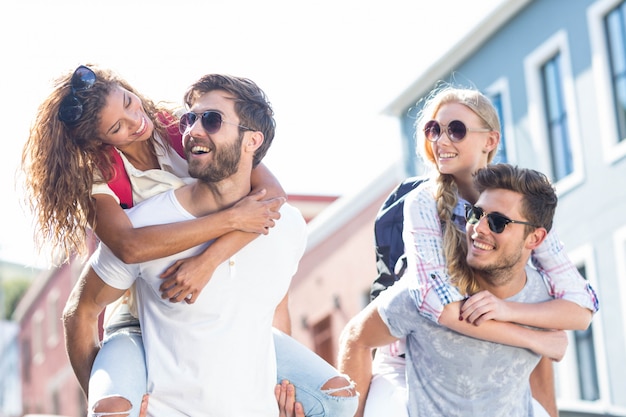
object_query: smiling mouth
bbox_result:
[135,117,146,135]
[191,145,211,155]
[472,238,494,251]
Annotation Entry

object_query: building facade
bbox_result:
[291,0,626,415]
[13,258,87,417]
[383,0,626,415]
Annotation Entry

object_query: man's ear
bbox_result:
[245,131,264,153]
[525,227,548,250]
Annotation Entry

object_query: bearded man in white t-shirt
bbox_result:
[63,74,307,417]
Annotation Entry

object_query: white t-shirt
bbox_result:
[91,190,307,416]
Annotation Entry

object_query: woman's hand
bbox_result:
[159,255,216,304]
[460,290,513,325]
[230,189,285,234]
[138,394,149,417]
[275,380,304,417]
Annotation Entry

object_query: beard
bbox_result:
[188,134,243,182]
[468,243,525,287]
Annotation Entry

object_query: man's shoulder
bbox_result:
[517,266,552,303]
[265,202,307,245]
[279,202,307,228]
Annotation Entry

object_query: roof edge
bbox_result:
[384,0,533,116]
[305,160,405,252]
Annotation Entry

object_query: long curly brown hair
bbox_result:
[21,64,177,263]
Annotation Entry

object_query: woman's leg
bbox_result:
[273,328,359,417]
[89,297,146,417]
[364,341,408,417]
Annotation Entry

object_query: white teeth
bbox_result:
[473,240,493,250]
[135,117,145,134]
[439,153,456,158]
[191,146,211,154]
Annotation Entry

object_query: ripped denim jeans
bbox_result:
[88,315,358,416]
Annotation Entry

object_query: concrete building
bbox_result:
[13,256,89,417]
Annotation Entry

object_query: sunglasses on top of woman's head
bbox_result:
[423,120,492,142]
[179,111,254,135]
[58,65,97,125]
[464,204,540,234]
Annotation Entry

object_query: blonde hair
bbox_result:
[414,84,500,295]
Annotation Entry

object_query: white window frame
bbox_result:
[614,224,626,361]
[485,76,517,163]
[46,288,60,348]
[524,29,585,196]
[32,310,44,366]
[588,0,626,164]
[555,245,611,414]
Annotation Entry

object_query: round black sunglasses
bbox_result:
[58,65,97,125]
[464,204,540,234]
[424,120,491,142]
[179,111,253,135]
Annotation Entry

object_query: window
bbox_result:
[21,338,31,384]
[588,0,626,163]
[614,224,626,358]
[485,77,515,164]
[312,315,334,366]
[32,310,44,365]
[572,265,599,401]
[46,289,60,347]
[541,54,574,180]
[524,30,584,194]
[605,1,626,143]
[489,93,508,164]
[554,245,610,413]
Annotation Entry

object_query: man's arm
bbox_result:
[337,301,398,417]
[439,302,569,361]
[530,356,558,417]
[273,293,291,335]
[62,263,127,397]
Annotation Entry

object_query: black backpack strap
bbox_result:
[370,176,427,301]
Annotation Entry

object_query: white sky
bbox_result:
[0,0,504,267]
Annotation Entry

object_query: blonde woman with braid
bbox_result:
[340,84,598,417]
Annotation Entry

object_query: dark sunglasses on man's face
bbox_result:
[464,204,540,234]
[58,65,97,124]
[179,111,253,135]
[423,119,491,142]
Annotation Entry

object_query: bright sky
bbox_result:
[0,0,504,267]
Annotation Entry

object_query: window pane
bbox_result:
[489,93,508,163]
[605,2,626,141]
[575,265,600,401]
[541,54,573,180]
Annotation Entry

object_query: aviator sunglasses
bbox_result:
[464,204,540,234]
[179,111,253,135]
[58,65,97,124]
[424,120,491,142]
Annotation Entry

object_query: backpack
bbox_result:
[106,111,185,209]
[370,176,428,301]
